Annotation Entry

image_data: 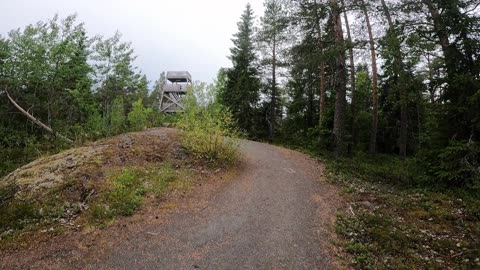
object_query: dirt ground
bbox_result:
[1,130,344,270]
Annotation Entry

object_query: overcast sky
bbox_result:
[1,0,265,84]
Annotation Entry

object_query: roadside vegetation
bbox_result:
[87,163,190,225]
[0,66,239,249]
[321,153,479,269]
[177,82,240,164]
[0,162,192,245]
[0,13,240,249]
[276,137,479,269]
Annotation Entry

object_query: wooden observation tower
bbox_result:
[159,71,192,113]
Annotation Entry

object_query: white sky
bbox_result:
[0,0,265,84]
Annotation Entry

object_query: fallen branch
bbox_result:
[5,89,73,144]
[349,205,356,217]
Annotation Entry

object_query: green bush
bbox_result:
[84,111,106,139]
[152,111,180,127]
[109,97,126,135]
[427,141,480,187]
[88,168,144,221]
[177,82,240,163]
[128,99,153,131]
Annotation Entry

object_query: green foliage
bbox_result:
[84,111,105,139]
[92,31,147,118]
[106,169,145,216]
[423,140,480,187]
[109,96,126,135]
[127,99,153,131]
[0,14,159,177]
[89,163,185,222]
[217,4,262,136]
[146,72,166,108]
[328,152,416,185]
[153,112,180,127]
[257,0,290,139]
[0,201,39,231]
[178,82,240,163]
[329,155,480,269]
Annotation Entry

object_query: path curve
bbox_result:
[88,140,342,270]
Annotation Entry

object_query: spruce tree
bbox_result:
[218,3,261,136]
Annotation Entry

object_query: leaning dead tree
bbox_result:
[4,89,73,143]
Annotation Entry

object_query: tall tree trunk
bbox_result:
[342,0,356,147]
[269,36,277,141]
[426,54,436,104]
[320,61,326,127]
[422,0,476,142]
[380,0,393,26]
[380,0,407,158]
[399,87,408,158]
[421,0,451,69]
[360,0,379,154]
[313,1,326,130]
[331,0,348,156]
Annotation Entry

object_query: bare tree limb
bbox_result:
[4,89,73,144]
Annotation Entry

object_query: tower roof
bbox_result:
[166,71,192,83]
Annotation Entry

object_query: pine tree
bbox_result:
[258,0,289,140]
[358,0,380,154]
[331,0,348,156]
[420,0,480,144]
[341,0,357,147]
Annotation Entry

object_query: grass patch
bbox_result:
[0,195,79,245]
[327,154,480,269]
[1,161,192,244]
[87,163,189,224]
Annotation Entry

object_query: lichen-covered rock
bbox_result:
[0,146,106,199]
[0,128,178,203]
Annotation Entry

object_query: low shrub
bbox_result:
[177,82,240,163]
[424,140,480,187]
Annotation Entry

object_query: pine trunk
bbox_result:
[342,0,356,147]
[331,0,348,156]
[269,36,277,141]
[360,0,379,155]
[320,62,326,128]
[313,2,326,129]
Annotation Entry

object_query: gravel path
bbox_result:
[87,140,342,270]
